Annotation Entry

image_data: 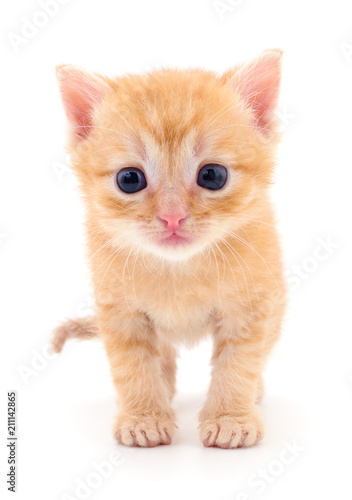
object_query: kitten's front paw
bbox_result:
[199,414,264,449]
[114,414,176,447]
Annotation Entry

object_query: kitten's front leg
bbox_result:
[99,309,176,447]
[199,319,270,449]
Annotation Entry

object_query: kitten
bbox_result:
[53,50,286,449]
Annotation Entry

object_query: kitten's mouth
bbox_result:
[159,231,191,247]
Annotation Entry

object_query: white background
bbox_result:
[1,0,352,499]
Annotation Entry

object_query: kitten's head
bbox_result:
[57,50,282,262]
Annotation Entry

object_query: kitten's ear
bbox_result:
[223,49,282,135]
[56,65,110,141]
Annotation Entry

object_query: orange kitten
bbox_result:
[53,50,286,448]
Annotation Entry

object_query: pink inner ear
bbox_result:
[57,66,106,140]
[230,50,282,133]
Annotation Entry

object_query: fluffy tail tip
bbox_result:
[51,317,98,353]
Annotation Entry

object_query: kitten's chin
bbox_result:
[143,239,208,262]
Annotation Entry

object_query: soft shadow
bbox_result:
[68,391,308,483]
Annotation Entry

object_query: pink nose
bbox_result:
[158,212,187,231]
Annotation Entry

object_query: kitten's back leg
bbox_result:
[160,341,178,401]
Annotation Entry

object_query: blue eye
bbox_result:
[116,167,147,193]
[197,164,228,191]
